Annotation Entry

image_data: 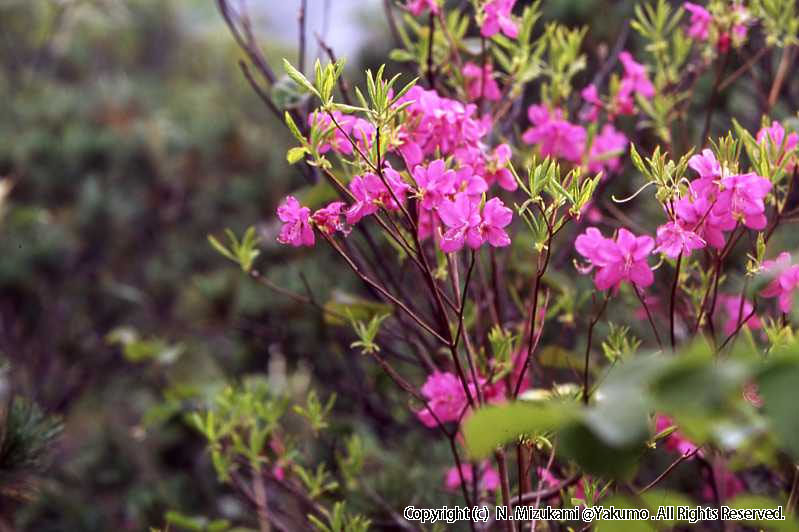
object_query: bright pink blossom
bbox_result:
[719,173,771,230]
[405,0,439,16]
[481,0,518,39]
[463,62,501,101]
[277,196,315,247]
[760,252,799,313]
[311,201,348,235]
[588,124,628,173]
[345,171,409,224]
[619,51,655,99]
[309,111,374,155]
[684,2,713,41]
[581,84,603,122]
[717,294,761,336]
[522,105,586,163]
[394,86,491,167]
[655,221,706,258]
[656,415,702,457]
[476,198,513,248]
[689,149,722,180]
[757,121,799,171]
[412,159,457,210]
[416,372,467,427]
[438,193,482,252]
[484,144,517,191]
[575,227,655,291]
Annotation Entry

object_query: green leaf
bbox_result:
[283,58,320,98]
[287,146,309,164]
[463,401,576,459]
[756,353,799,458]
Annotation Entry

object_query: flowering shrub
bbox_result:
[206,0,799,529]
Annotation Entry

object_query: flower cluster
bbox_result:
[575,227,655,292]
[683,1,750,52]
[654,149,771,259]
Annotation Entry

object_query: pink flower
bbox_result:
[655,220,706,258]
[309,111,374,156]
[481,0,518,39]
[484,144,517,191]
[522,105,586,163]
[656,415,702,457]
[674,194,733,249]
[416,372,467,427]
[757,121,799,171]
[412,159,457,210]
[719,172,771,230]
[445,462,500,492]
[453,165,488,198]
[476,198,513,248]
[684,2,713,41]
[345,170,410,224]
[717,295,761,336]
[689,149,722,180]
[311,201,348,236]
[619,52,655,99]
[405,0,439,16]
[463,62,501,101]
[438,193,482,252]
[588,124,628,173]
[394,86,491,166]
[575,227,655,291]
[760,252,799,313]
[581,84,603,122]
[277,196,315,247]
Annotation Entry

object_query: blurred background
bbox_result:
[0,0,780,530]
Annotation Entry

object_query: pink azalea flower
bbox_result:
[394,86,491,165]
[453,165,488,198]
[757,121,799,171]
[684,2,713,41]
[345,171,409,224]
[484,144,517,191]
[689,149,722,180]
[718,172,771,230]
[311,201,348,236]
[588,124,628,173]
[481,0,518,39]
[717,294,761,336]
[416,372,467,427]
[656,415,702,457]
[760,252,799,313]
[619,51,655,99]
[412,159,457,210]
[655,220,706,258]
[575,227,655,291]
[476,198,513,248]
[522,105,586,163]
[309,111,375,156]
[674,194,734,249]
[463,62,502,101]
[581,84,603,122]
[277,196,315,247]
[405,0,439,16]
[438,193,482,253]
[445,462,500,492]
